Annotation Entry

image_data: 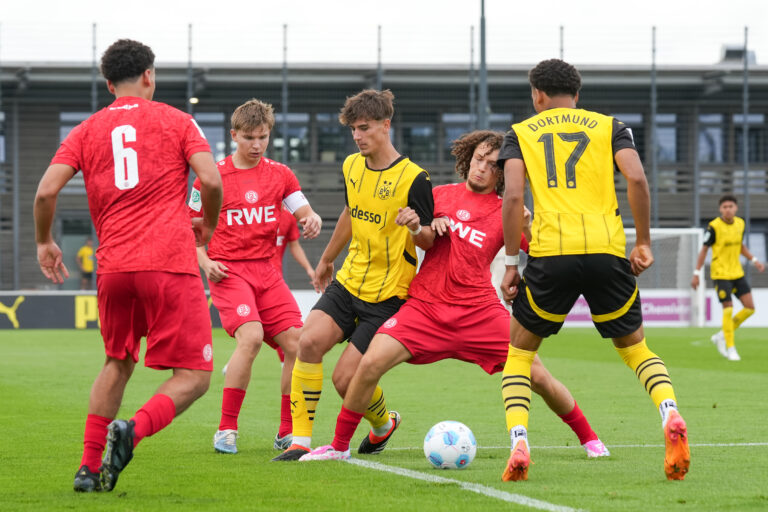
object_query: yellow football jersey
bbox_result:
[706,216,745,280]
[335,153,431,302]
[509,108,629,258]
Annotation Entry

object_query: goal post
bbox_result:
[625,228,706,327]
[490,227,706,327]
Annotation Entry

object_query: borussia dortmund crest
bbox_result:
[377,180,392,200]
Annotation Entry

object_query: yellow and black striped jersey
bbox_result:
[335,153,433,302]
[704,216,745,280]
[498,108,636,258]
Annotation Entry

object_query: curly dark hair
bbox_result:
[100,39,155,84]
[719,194,738,205]
[339,89,394,126]
[451,130,505,194]
[528,59,581,97]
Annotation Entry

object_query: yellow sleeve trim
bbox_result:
[591,284,638,323]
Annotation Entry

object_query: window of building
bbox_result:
[734,113,766,163]
[655,113,677,163]
[441,113,473,161]
[272,113,310,163]
[402,124,437,163]
[316,113,351,162]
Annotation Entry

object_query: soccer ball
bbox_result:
[423,421,477,469]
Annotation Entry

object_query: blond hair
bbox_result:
[231,98,275,131]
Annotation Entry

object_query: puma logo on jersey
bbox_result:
[227,206,277,225]
[0,296,24,328]
[449,218,486,248]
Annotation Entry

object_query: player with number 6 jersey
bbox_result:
[34,39,223,493]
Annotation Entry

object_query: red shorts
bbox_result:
[208,259,302,348]
[376,297,510,375]
[97,271,213,371]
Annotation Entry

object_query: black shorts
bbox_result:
[512,254,642,339]
[312,279,406,354]
[713,277,751,303]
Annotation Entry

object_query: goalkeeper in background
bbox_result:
[691,194,765,361]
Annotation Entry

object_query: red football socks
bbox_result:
[559,401,598,444]
[218,387,246,431]
[279,394,292,437]
[332,406,364,452]
[132,393,177,447]
[80,414,112,472]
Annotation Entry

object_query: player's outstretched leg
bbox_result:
[502,433,530,482]
[358,408,401,455]
[615,337,690,480]
[100,419,135,492]
[663,410,690,480]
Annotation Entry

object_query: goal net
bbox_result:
[490,227,705,327]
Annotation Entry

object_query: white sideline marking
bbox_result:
[390,441,768,451]
[346,458,583,512]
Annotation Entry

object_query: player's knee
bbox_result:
[297,334,325,362]
[191,371,211,398]
[331,368,353,397]
[237,337,263,360]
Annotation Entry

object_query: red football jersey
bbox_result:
[271,207,300,275]
[189,155,302,261]
[409,183,527,306]
[51,96,211,275]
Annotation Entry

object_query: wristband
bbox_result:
[752,256,759,264]
[505,254,520,266]
[408,225,422,236]
[693,269,702,277]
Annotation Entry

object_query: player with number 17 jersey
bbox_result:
[51,95,211,275]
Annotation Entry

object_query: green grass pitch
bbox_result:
[1,327,767,511]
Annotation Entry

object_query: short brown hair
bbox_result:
[231,99,275,132]
[339,89,395,126]
[719,194,738,205]
[451,130,505,194]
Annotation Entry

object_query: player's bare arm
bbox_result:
[691,245,710,289]
[189,151,223,246]
[740,244,765,273]
[196,246,229,283]
[313,207,353,293]
[293,204,322,239]
[396,206,435,250]
[615,147,654,276]
[500,158,526,302]
[34,163,77,284]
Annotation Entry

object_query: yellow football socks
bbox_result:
[364,385,390,430]
[616,339,676,409]
[501,345,536,432]
[722,307,735,348]
[290,359,323,439]
[732,307,754,329]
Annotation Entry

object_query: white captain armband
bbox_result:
[505,254,520,266]
[283,190,309,213]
